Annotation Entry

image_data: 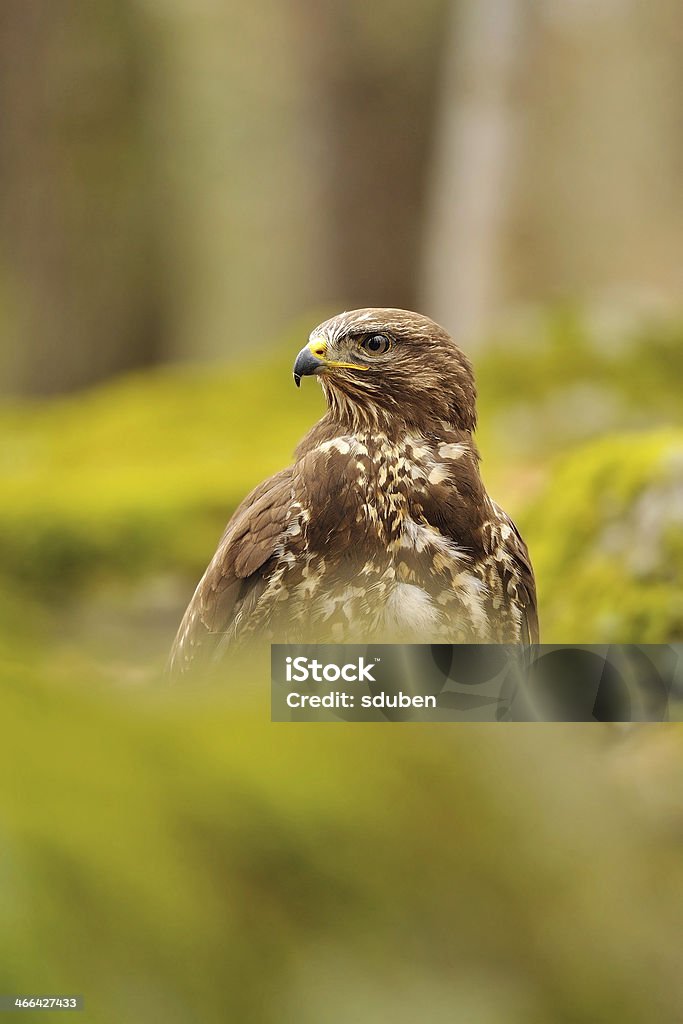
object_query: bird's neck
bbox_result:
[296,413,481,474]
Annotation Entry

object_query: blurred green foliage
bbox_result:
[475,306,683,465]
[524,429,683,642]
[2,656,683,1024]
[0,334,324,598]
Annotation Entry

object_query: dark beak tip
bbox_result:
[293,346,324,386]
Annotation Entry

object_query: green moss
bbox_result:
[2,658,683,1023]
[475,306,683,465]
[0,339,324,596]
[523,429,683,642]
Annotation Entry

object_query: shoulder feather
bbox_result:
[168,468,294,674]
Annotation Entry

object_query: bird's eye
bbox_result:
[360,333,392,355]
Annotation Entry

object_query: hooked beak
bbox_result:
[293,341,326,387]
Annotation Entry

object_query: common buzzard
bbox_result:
[169,308,538,673]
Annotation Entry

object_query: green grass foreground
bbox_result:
[2,656,683,1023]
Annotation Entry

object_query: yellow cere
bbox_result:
[308,338,327,358]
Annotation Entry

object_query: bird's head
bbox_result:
[293,308,477,433]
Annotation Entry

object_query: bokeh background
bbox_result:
[1,1,682,1021]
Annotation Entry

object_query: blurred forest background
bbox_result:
[1,1,683,1021]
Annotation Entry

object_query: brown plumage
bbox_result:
[169,308,538,674]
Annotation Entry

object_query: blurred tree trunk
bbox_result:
[420,0,530,346]
[508,0,683,314]
[137,0,326,365]
[0,0,159,396]
[422,0,683,348]
[296,0,448,313]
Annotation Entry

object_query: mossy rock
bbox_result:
[476,305,683,466]
[524,428,683,642]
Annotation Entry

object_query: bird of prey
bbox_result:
[169,308,538,673]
